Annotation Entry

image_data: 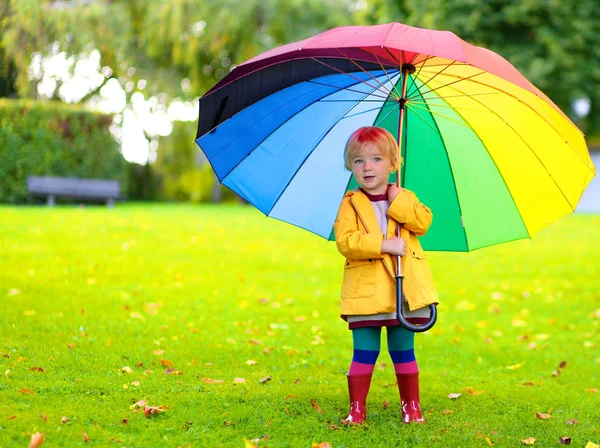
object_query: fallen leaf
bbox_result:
[311,399,324,414]
[586,388,599,393]
[448,393,461,399]
[522,382,535,387]
[121,366,133,374]
[121,419,128,426]
[506,363,524,370]
[160,360,173,368]
[383,401,389,409]
[82,431,89,442]
[521,437,536,445]
[131,381,140,387]
[565,419,578,425]
[7,415,17,420]
[40,414,47,422]
[135,362,144,367]
[328,423,339,430]
[143,405,168,417]
[24,310,36,316]
[68,343,75,350]
[249,339,263,345]
[30,367,44,372]
[535,412,553,420]
[129,399,147,410]
[312,443,332,448]
[233,378,246,384]
[294,379,301,384]
[552,370,561,377]
[259,376,271,384]
[285,394,298,399]
[441,410,454,415]
[8,288,21,295]
[153,349,164,356]
[164,369,182,375]
[61,416,69,423]
[465,387,485,396]
[5,369,9,378]
[28,432,44,448]
[246,360,257,365]
[585,442,600,448]
[18,388,34,395]
[243,439,258,448]
[202,378,224,384]
[558,361,567,369]
[559,436,571,445]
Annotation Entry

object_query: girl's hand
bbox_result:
[381,236,406,256]
[387,185,403,203]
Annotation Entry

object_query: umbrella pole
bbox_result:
[395,64,437,332]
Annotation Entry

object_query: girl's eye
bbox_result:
[354,159,363,164]
[374,157,381,162]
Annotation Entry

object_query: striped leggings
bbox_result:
[349,326,418,375]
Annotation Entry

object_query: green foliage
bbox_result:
[0,204,599,446]
[154,120,237,202]
[0,99,125,203]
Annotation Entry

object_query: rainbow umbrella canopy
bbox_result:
[196,22,596,252]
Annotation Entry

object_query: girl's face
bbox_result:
[350,143,394,195]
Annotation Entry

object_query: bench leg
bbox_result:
[47,195,56,207]
[107,198,115,208]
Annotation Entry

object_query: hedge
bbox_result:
[0,99,125,203]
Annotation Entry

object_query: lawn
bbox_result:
[1,203,599,448]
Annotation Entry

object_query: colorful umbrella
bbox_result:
[195,22,596,329]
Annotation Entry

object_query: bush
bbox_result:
[0,99,125,203]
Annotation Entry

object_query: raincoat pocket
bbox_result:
[342,258,377,299]
[409,248,435,289]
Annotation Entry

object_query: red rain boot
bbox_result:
[396,372,425,424]
[341,373,372,425]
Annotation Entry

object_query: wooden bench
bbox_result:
[27,176,122,207]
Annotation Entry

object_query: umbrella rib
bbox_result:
[384,47,401,66]
[407,60,458,98]
[407,70,486,101]
[417,92,499,101]
[405,83,470,250]
[307,79,391,100]
[408,100,494,114]
[414,72,596,176]
[405,104,444,135]
[343,102,396,120]
[438,82,578,210]
[374,102,400,126]
[311,57,397,100]
[371,52,403,99]
[337,49,399,100]
[266,92,379,217]
[407,102,473,128]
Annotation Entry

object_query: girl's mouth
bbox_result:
[364,176,375,181]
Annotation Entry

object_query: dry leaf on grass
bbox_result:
[40,414,47,422]
[233,378,246,384]
[120,366,133,374]
[164,369,182,375]
[448,393,461,399]
[82,431,89,442]
[587,388,599,393]
[153,349,164,356]
[312,443,332,448]
[585,442,600,448]
[441,410,454,415]
[383,401,389,409]
[129,399,147,410]
[202,378,224,384]
[246,360,257,365]
[121,419,128,426]
[565,419,578,425]
[249,339,263,345]
[521,437,536,445]
[258,376,271,384]
[535,412,553,420]
[559,436,572,445]
[506,363,524,370]
[311,399,324,414]
[30,367,44,372]
[243,439,258,448]
[28,432,44,448]
[7,415,17,420]
[61,416,69,423]
[19,388,35,395]
[144,405,168,417]
[160,360,174,368]
[465,387,485,396]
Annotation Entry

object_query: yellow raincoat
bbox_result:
[334,188,439,316]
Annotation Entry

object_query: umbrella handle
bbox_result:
[395,276,438,332]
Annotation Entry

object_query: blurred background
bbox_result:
[1,0,598,206]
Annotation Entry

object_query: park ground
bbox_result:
[1,204,599,447]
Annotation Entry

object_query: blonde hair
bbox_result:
[344,126,402,171]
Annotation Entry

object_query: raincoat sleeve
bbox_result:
[334,197,383,260]
[387,190,433,236]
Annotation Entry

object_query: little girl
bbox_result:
[334,126,438,425]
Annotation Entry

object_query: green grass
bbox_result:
[1,203,599,447]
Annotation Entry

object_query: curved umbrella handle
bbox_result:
[396,276,438,332]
